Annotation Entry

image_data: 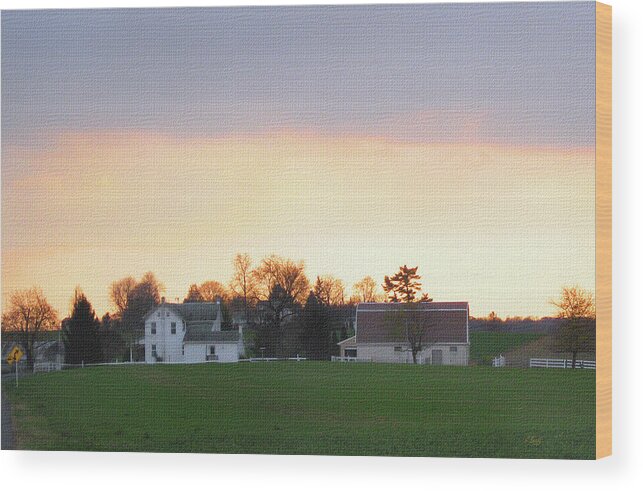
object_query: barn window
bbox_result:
[394,346,403,352]
[450,346,458,352]
[151,322,156,334]
[171,322,176,334]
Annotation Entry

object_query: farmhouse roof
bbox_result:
[183,326,239,344]
[355,302,469,344]
[145,302,219,322]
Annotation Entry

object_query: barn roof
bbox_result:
[355,302,469,344]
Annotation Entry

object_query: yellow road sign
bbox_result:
[6,346,24,365]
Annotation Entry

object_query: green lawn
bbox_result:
[469,331,545,365]
[4,362,595,458]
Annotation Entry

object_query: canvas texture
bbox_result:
[1,3,598,459]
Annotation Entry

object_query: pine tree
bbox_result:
[63,288,102,365]
[382,265,428,303]
[301,292,331,360]
[382,265,433,363]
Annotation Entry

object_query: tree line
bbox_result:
[1,253,595,367]
[0,254,394,366]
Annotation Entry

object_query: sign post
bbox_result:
[6,346,24,388]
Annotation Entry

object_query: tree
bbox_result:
[199,280,229,303]
[382,265,431,303]
[385,304,435,364]
[253,255,310,306]
[63,288,102,365]
[382,265,433,363]
[184,284,205,303]
[301,292,331,360]
[229,253,257,326]
[254,284,294,356]
[108,276,137,317]
[353,276,381,303]
[99,312,126,363]
[313,275,345,306]
[552,286,596,368]
[121,272,164,361]
[1,287,59,370]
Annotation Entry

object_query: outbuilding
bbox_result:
[339,302,469,365]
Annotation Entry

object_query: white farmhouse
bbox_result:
[338,302,470,365]
[144,299,243,364]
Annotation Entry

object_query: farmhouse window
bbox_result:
[450,346,457,352]
[151,322,156,334]
[151,344,157,357]
[210,346,216,355]
[171,322,176,334]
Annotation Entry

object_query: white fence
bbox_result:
[61,357,308,368]
[33,362,63,373]
[330,356,372,362]
[492,355,506,367]
[240,356,306,362]
[529,358,596,369]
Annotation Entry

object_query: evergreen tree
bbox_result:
[382,265,433,363]
[301,292,331,360]
[63,288,102,365]
[382,265,430,303]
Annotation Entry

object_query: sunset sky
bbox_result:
[1,4,596,318]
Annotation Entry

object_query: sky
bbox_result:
[1,3,596,318]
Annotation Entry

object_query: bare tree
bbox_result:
[313,275,345,306]
[353,276,381,303]
[552,286,596,319]
[184,284,205,303]
[230,253,256,325]
[252,255,310,356]
[253,255,310,306]
[385,304,436,365]
[2,287,59,370]
[552,286,596,368]
[109,276,137,317]
[199,280,230,303]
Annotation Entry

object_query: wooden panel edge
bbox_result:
[595,1,612,460]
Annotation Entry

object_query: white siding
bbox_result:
[144,307,186,363]
[184,342,239,363]
[356,343,469,365]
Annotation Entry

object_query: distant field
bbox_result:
[469,331,545,365]
[5,362,595,458]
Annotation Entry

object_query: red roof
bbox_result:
[356,302,469,344]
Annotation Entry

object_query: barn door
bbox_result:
[431,350,443,366]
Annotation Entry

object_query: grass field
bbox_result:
[4,362,595,458]
[469,331,546,365]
